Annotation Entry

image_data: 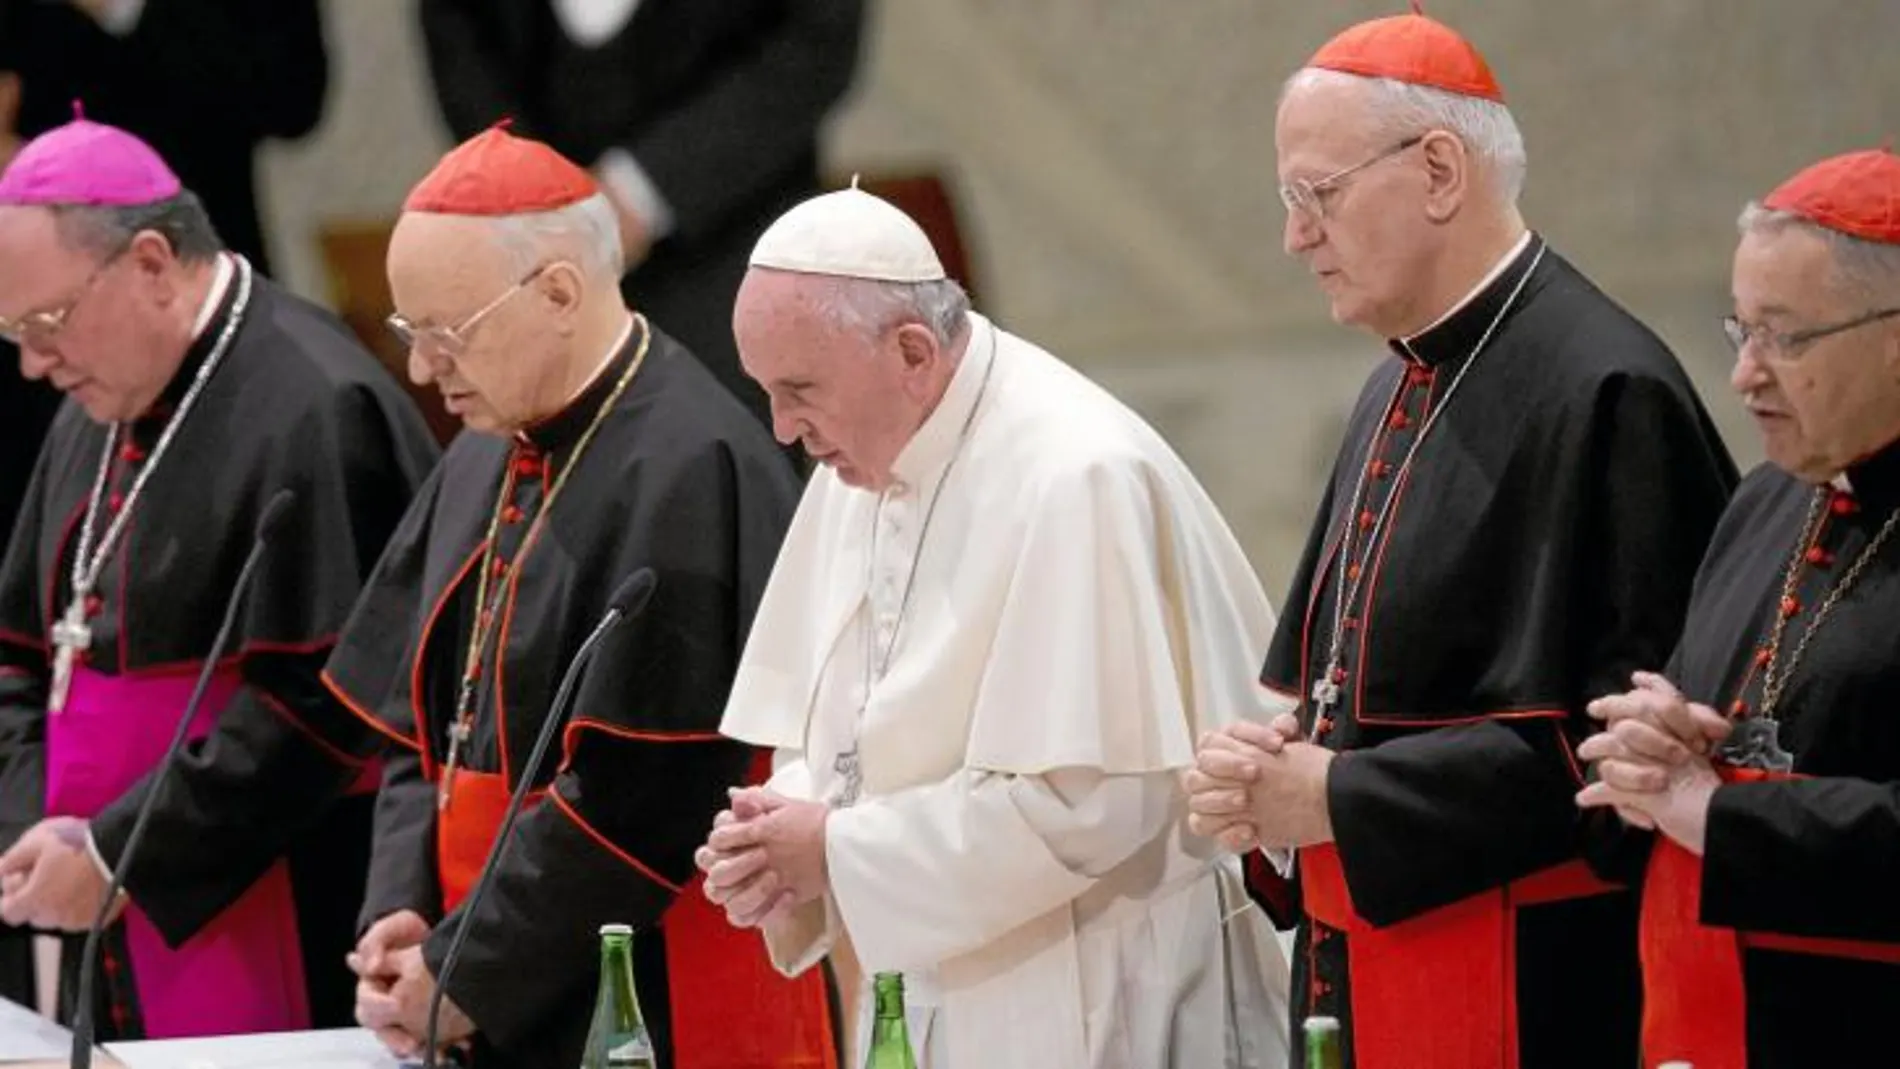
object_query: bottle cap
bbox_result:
[600,923,633,936]
[1303,1015,1341,1034]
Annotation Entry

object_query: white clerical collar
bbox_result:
[1404,231,1533,343]
[1832,471,1853,493]
[513,313,637,446]
[889,312,994,491]
[561,314,636,409]
[190,253,236,340]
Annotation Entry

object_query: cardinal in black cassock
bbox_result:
[324,126,836,1069]
[1187,11,1738,1069]
[1580,147,1900,1069]
[0,117,439,1038]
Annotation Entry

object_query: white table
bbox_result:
[0,998,405,1068]
[107,1028,405,1069]
[0,994,72,1062]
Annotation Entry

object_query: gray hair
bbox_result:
[49,191,224,264]
[1738,202,1900,302]
[490,192,624,282]
[1284,67,1529,206]
[810,276,973,348]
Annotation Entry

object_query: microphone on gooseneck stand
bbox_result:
[70,488,298,1069]
[423,567,658,1068]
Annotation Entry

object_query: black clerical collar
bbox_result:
[1842,435,1900,517]
[137,254,242,434]
[517,319,641,454]
[1390,233,1545,368]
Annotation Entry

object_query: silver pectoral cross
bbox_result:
[831,745,864,809]
[48,599,92,715]
[1717,716,1795,774]
[1310,661,1343,716]
[439,719,473,810]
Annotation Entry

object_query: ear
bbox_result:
[538,260,586,334]
[893,322,939,374]
[125,229,181,299]
[1419,130,1470,223]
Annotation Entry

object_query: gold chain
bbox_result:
[1758,486,1900,720]
[448,315,652,771]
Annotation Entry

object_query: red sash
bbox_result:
[436,767,838,1068]
[1300,843,1619,1068]
[1638,766,1900,1069]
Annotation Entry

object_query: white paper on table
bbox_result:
[105,1027,409,1069]
[0,994,73,1062]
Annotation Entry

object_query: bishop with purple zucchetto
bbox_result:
[0,110,440,1042]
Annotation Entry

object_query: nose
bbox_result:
[1284,209,1323,257]
[1729,341,1773,398]
[406,344,440,388]
[17,341,55,382]
[768,399,800,447]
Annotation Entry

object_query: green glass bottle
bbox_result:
[1303,1014,1342,1069]
[580,924,656,1068]
[864,972,917,1069]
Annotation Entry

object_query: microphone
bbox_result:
[71,488,297,1068]
[423,567,657,1067]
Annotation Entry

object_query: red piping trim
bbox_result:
[410,541,490,778]
[257,687,372,768]
[321,668,421,753]
[548,790,683,894]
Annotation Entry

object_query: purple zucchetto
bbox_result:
[0,104,182,208]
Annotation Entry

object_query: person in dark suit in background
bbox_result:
[0,0,329,279]
[418,0,867,433]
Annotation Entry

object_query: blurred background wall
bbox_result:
[262,0,1900,598]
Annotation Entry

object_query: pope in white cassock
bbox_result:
[694,187,1291,1068]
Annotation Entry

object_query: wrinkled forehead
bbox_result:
[1732,225,1849,314]
[1275,73,1383,174]
[736,268,849,368]
[0,205,92,313]
[385,211,513,320]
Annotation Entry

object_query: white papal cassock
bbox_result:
[721,312,1292,1068]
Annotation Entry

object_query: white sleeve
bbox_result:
[824,767,1177,973]
[595,148,677,241]
[93,0,146,36]
[756,753,837,977]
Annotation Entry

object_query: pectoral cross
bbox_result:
[48,599,92,715]
[439,718,473,810]
[1309,667,1342,717]
[1719,716,1795,774]
[832,745,863,809]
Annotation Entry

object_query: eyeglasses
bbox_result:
[387,265,547,356]
[1279,135,1425,220]
[0,251,124,349]
[1722,306,1900,362]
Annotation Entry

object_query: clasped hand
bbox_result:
[695,788,831,929]
[0,816,125,931]
[1184,712,1335,852]
[1575,671,1732,855]
[348,909,474,1059]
